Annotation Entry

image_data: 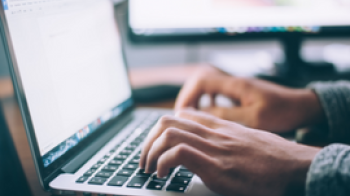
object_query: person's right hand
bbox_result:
[139,110,320,196]
[175,67,325,133]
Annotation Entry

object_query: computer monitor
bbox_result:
[128,0,350,40]
[128,0,350,77]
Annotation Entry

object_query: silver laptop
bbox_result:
[0,0,218,195]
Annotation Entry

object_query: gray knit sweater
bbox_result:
[306,81,350,196]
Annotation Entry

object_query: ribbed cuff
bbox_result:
[307,81,350,143]
[306,144,350,196]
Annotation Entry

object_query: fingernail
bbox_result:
[157,173,165,178]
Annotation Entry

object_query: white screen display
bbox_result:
[129,0,350,29]
[3,0,132,156]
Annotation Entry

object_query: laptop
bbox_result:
[0,0,218,195]
[0,103,32,196]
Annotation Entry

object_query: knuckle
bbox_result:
[158,115,174,127]
[189,77,204,90]
[163,128,179,141]
[175,110,190,118]
[174,144,190,158]
[233,77,250,89]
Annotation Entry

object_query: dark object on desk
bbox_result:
[132,85,181,103]
[0,104,32,196]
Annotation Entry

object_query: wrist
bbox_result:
[293,89,326,128]
[284,145,321,196]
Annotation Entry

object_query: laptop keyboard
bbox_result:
[75,113,194,193]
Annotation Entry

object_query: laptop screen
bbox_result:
[1,0,132,167]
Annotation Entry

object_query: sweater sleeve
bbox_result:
[307,81,350,144]
[306,144,350,196]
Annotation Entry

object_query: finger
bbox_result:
[156,143,215,180]
[201,107,247,125]
[175,76,205,110]
[145,127,216,173]
[175,109,223,129]
[140,115,212,169]
[175,75,246,110]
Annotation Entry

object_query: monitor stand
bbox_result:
[262,35,340,88]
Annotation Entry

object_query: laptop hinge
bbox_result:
[61,113,133,173]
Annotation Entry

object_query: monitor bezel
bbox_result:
[0,1,136,190]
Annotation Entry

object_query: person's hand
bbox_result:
[175,67,325,133]
[139,110,320,196]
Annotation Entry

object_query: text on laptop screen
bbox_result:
[2,0,132,167]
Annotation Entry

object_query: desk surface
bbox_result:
[0,65,202,196]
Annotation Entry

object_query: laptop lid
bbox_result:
[0,0,134,189]
[0,103,32,196]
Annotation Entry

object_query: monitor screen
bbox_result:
[1,0,132,167]
[129,0,350,36]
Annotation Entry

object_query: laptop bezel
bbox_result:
[0,1,137,190]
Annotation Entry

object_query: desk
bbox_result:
[0,64,203,196]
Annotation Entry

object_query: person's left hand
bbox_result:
[139,110,320,196]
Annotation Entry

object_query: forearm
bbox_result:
[306,144,350,196]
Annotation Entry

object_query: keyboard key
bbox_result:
[88,177,107,185]
[128,158,140,164]
[95,172,113,178]
[152,168,174,181]
[110,145,120,152]
[133,138,143,143]
[175,171,194,178]
[102,165,119,172]
[179,166,189,171]
[133,154,141,159]
[91,163,102,169]
[130,141,140,146]
[136,169,152,177]
[107,176,128,187]
[171,177,191,185]
[127,176,149,188]
[97,194,106,196]
[76,176,89,183]
[119,150,133,155]
[117,169,134,177]
[166,184,187,192]
[114,154,128,160]
[140,133,149,138]
[147,180,165,190]
[135,137,144,142]
[98,158,108,164]
[84,169,96,177]
[108,160,123,166]
[125,145,137,151]
[104,152,113,158]
[110,149,116,153]
[83,193,92,196]
[169,168,175,173]
[152,174,169,181]
[123,164,138,170]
